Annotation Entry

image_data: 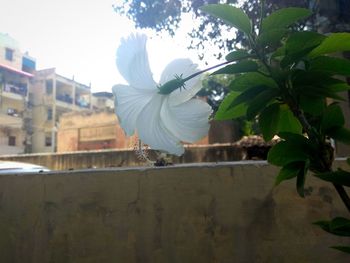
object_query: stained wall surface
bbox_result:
[0,161,349,262]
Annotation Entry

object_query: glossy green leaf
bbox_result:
[259,103,281,141]
[225,50,251,62]
[331,246,350,254]
[314,169,350,187]
[212,60,258,75]
[246,88,280,120]
[309,33,350,58]
[309,56,350,77]
[328,83,350,92]
[281,32,326,67]
[297,85,344,101]
[257,29,288,48]
[262,7,311,32]
[328,127,350,144]
[275,161,304,186]
[200,4,251,35]
[214,92,247,120]
[314,217,350,237]
[272,45,286,58]
[321,104,345,132]
[268,140,309,166]
[229,72,277,92]
[293,70,335,86]
[277,132,309,143]
[278,105,302,134]
[299,95,326,116]
[228,85,266,109]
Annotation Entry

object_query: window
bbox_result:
[45,136,52,147]
[8,136,16,146]
[45,80,53,94]
[7,108,18,117]
[47,109,52,120]
[5,48,14,61]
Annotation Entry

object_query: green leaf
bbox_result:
[278,105,302,134]
[321,103,345,132]
[212,60,258,75]
[214,92,247,120]
[200,4,251,35]
[275,161,304,186]
[262,7,312,32]
[281,32,326,67]
[299,95,326,116]
[297,85,344,101]
[328,127,350,144]
[246,88,280,120]
[309,33,350,58]
[309,56,350,77]
[328,83,350,93]
[314,169,350,187]
[259,103,281,141]
[268,140,309,166]
[229,72,277,92]
[225,50,251,62]
[272,45,286,58]
[293,71,346,100]
[296,159,310,197]
[314,217,350,237]
[293,70,334,86]
[257,29,288,48]
[331,246,350,254]
[228,85,266,109]
[277,132,310,144]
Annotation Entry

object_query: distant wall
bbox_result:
[0,144,243,170]
[0,161,349,262]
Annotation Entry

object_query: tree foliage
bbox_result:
[114,0,350,60]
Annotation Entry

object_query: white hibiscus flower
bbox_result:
[112,34,212,156]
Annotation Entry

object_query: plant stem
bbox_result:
[183,60,233,82]
[333,183,350,212]
[251,35,350,213]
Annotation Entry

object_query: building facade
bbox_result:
[0,33,35,154]
[57,110,136,152]
[31,68,92,153]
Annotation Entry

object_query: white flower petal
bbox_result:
[161,97,212,143]
[112,84,154,136]
[116,34,157,90]
[136,94,185,155]
[160,58,203,106]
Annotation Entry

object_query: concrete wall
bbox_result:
[0,161,349,262]
[0,144,244,170]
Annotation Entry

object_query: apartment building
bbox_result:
[0,33,35,154]
[57,109,136,152]
[31,68,92,153]
[91,91,114,110]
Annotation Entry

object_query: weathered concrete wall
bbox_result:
[0,161,349,262]
[0,144,243,170]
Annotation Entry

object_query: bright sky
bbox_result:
[0,0,203,93]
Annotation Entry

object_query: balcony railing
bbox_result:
[56,94,73,104]
[3,83,27,97]
[75,97,90,108]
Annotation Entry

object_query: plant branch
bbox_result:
[333,183,350,213]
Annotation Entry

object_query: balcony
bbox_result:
[55,94,74,109]
[0,110,23,129]
[2,83,27,100]
[75,97,90,109]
